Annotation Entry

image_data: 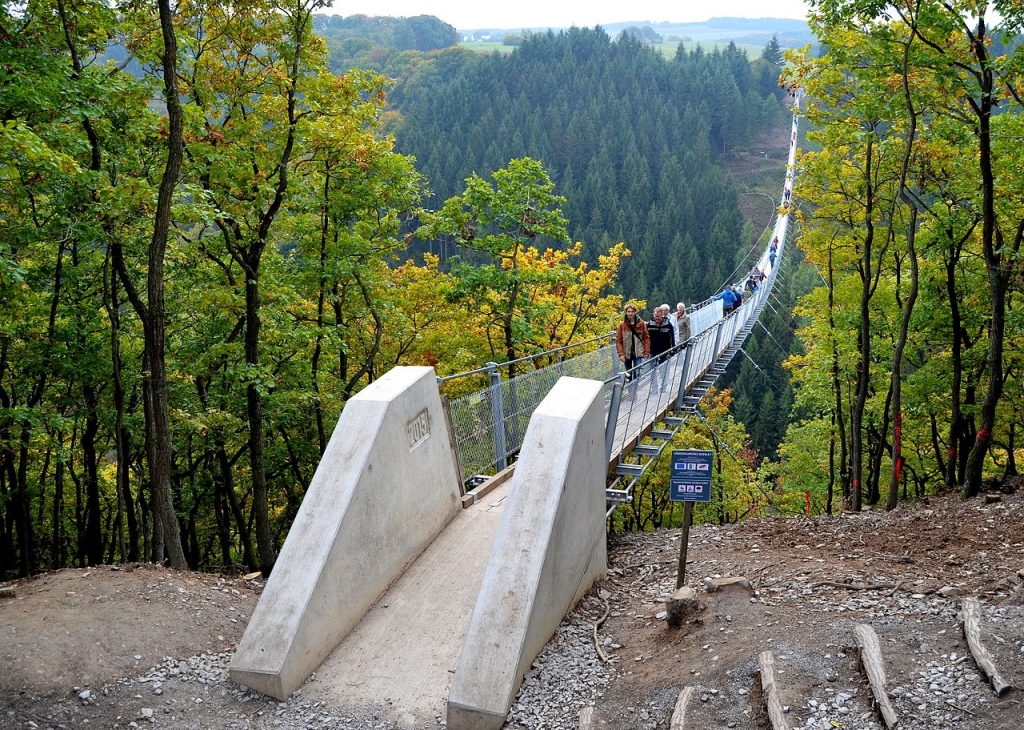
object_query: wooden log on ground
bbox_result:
[853,624,899,729]
[962,597,1012,696]
[758,650,789,730]
[0,585,16,599]
[669,686,696,729]
[577,706,594,730]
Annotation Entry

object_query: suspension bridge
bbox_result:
[228,110,801,729]
[444,191,791,513]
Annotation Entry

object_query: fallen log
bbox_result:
[593,597,610,662]
[758,650,789,730]
[962,597,1012,696]
[577,706,594,730]
[669,686,696,729]
[853,624,899,729]
[811,581,895,592]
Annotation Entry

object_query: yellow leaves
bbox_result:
[885,73,905,92]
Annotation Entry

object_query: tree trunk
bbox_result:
[850,134,877,512]
[1002,424,1018,478]
[827,245,849,507]
[15,426,34,576]
[312,168,333,455]
[218,442,255,569]
[827,413,836,515]
[244,269,276,576]
[944,238,966,490]
[962,17,1019,499]
[866,417,889,507]
[213,464,233,569]
[128,0,188,568]
[81,384,103,565]
[888,208,919,509]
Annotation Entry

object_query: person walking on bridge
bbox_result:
[662,302,679,343]
[675,303,691,346]
[713,285,739,315]
[648,305,675,391]
[616,303,650,381]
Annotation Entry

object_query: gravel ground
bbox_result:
[3,493,1024,730]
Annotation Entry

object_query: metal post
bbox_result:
[605,373,626,462]
[610,331,620,376]
[487,362,507,472]
[676,501,694,589]
[711,320,724,366]
[674,344,695,410]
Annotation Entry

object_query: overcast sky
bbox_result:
[323,0,811,30]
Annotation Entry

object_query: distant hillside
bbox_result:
[314,13,459,55]
[460,16,813,48]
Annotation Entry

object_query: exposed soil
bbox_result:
[3,490,1024,729]
[591,486,1024,729]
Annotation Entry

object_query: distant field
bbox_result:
[459,42,514,54]
[459,40,765,58]
[655,40,765,58]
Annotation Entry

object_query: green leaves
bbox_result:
[421,157,570,258]
[781,0,1024,506]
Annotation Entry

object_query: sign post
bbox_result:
[669,449,713,588]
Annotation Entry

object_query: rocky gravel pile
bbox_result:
[890,652,992,730]
[504,599,613,729]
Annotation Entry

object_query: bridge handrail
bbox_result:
[437,291,717,389]
[436,330,612,385]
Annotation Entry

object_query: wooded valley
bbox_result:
[2,0,1023,582]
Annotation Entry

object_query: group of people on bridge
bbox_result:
[615,302,692,380]
[615,251,776,382]
[712,261,769,316]
[613,155,789,386]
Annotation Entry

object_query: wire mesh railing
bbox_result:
[445,343,620,481]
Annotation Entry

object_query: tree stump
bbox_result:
[665,586,702,629]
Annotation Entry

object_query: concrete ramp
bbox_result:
[229,366,462,700]
[300,481,510,726]
[447,377,608,730]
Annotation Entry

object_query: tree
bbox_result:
[419,158,572,372]
[761,35,784,65]
[140,0,188,569]
[782,0,1024,509]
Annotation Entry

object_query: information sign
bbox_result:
[669,449,713,503]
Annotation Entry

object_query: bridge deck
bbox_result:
[299,482,509,724]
